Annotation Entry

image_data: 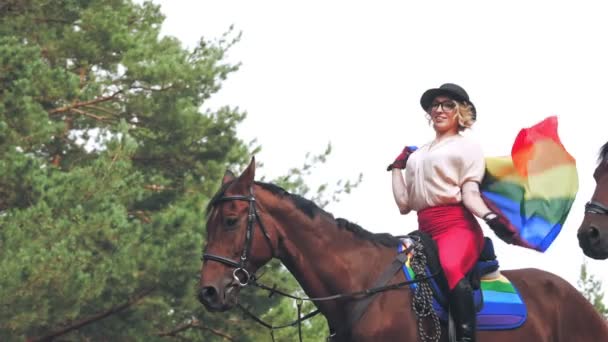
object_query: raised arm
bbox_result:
[387,146,417,215]
[392,169,411,214]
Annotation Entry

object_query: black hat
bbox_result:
[420,83,476,119]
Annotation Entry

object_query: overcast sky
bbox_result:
[153,0,608,293]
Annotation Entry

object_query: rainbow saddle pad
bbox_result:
[398,232,527,330]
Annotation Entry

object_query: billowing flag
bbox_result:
[481,116,578,251]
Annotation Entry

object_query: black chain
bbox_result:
[410,242,441,342]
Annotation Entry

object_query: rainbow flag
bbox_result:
[480,116,578,252]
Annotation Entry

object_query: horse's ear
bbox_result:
[235,157,256,189]
[222,169,236,184]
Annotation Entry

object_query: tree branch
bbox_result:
[71,108,109,121]
[157,320,196,337]
[84,104,121,116]
[27,287,155,342]
[48,91,122,114]
[157,318,234,341]
[129,84,175,92]
[128,210,151,224]
[0,0,22,14]
[144,184,176,192]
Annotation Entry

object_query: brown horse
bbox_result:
[578,141,608,260]
[200,158,608,341]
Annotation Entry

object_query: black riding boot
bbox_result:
[449,278,476,342]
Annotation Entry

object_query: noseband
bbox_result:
[585,200,608,216]
[202,187,274,287]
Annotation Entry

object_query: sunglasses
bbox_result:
[428,100,457,113]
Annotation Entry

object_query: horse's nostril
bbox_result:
[199,286,218,304]
[589,226,600,239]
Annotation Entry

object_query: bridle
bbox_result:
[586,160,608,216]
[202,186,274,287]
[200,185,439,342]
[585,200,608,216]
[201,186,323,342]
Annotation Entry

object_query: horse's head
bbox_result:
[578,143,608,260]
[198,158,276,311]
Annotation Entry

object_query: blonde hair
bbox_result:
[425,100,476,131]
[455,102,476,131]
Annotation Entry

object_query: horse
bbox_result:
[199,158,608,341]
[578,141,608,260]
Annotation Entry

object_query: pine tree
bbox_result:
[0,0,247,340]
[0,1,355,340]
[577,261,608,319]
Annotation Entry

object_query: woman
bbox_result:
[387,83,509,342]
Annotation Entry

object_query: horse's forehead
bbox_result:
[589,164,608,215]
[224,183,245,196]
[215,183,257,209]
[594,162,608,183]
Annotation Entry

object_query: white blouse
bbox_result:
[405,134,485,211]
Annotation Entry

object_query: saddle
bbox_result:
[399,231,527,331]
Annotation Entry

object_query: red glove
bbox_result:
[386,146,418,171]
[483,212,515,244]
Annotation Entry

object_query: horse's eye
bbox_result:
[224,217,238,228]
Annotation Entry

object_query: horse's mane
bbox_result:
[334,218,400,247]
[206,180,399,247]
[257,182,400,247]
[599,141,608,165]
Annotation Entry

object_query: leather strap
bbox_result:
[347,251,409,328]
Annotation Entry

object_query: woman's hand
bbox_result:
[386,146,418,171]
[483,212,515,244]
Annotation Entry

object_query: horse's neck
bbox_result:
[272,211,397,324]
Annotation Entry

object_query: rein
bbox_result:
[585,200,608,216]
[202,187,439,341]
[250,257,437,302]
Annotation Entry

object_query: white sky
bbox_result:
[154,1,608,294]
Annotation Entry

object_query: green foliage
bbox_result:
[0,1,357,341]
[577,261,608,319]
[0,0,248,340]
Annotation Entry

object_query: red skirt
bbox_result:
[417,204,484,290]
